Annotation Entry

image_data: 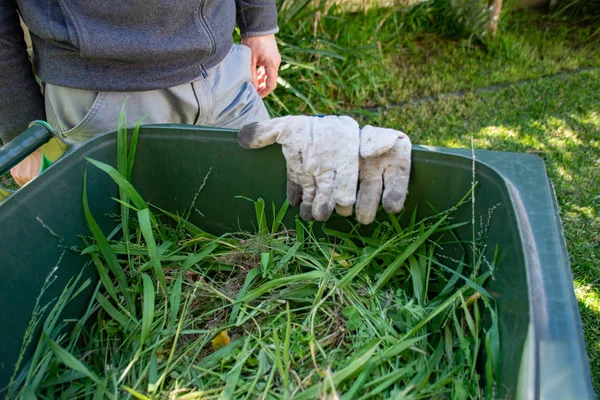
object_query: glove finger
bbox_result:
[360,126,400,158]
[333,159,359,209]
[237,116,300,149]
[298,174,316,221]
[355,161,383,225]
[285,155,303,207]
[287,178,303,207]
[335,204,353,217]
[382,140,411,214]
[312,171,336,222]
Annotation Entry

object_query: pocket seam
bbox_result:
[57,0,84,55]
[236,44,253,82]
[60,92,106,139]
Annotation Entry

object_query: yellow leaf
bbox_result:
[122,385,152,400]
[329,249,352,268]
[211,330,230,349]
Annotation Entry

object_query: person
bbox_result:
[1,0,282,185]
[0,0,413,224]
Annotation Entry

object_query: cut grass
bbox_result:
[7,159,499,398]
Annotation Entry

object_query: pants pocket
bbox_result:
[45,83,106,146]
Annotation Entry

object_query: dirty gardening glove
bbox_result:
[238,116,360,221]
[356,126,412,225]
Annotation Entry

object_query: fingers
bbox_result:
[360,126,400,158]
[333,161,359,209]
[258,64,279,98]
[241,34,281,98]
[332,156,359,218]
[257,67,267,92]
[355,159,383,225]
[382,170,409,214]
[298,174,316,221]
[249,54,259,91]
[336,204,353,217]
[312,171,336,221]
[286,177,303,207]
[10,149,43,187]
[382,139,411,214]
[238,116,299,149]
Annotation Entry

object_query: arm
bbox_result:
[235,0,279,38]
[235,0,281,98]
[0,0,45,146]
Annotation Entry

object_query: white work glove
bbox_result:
[355,126,412,225]
[238,115,360,222]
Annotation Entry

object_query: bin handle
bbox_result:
[0,121,54,177]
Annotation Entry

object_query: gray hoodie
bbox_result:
[0,0,279,143]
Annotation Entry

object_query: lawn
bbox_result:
[268,2,600,393]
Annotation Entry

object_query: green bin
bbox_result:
[0,124,594,399]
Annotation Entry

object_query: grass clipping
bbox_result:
[6,118,500,400]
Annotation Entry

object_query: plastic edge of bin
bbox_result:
[415,144,595,400]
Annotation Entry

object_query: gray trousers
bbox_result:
[44,44,270,146]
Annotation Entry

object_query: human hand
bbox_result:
[355,126,412,225]
[241,34,281,98]
[9,148,42,187]
[238,115,360,221]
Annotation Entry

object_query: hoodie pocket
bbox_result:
[54,0,82,51]
[55,0,218,62]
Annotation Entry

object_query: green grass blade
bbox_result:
[242,270,327,303]
[138,208,166,288]
[181,242,219,270]
[295,216,305,243]
[408,255,424,306]
[116,104,131,254]
[219,340,251,400]
[255,198,269,236]
[127,116,146,181]
[374,214,448,291]
[141,273,155,344]
[271,199,290,233]
[277,76,318,114]
[379,335,427,361]
[229,268,261,326]
[169,271,183,331]
[45,335,101,384]
[283,302,292,397]
[89,253,118,303]
[339,237,396,288]
[83,168,136,315]
[274,241,301,273]
[293,341,379,400]
[406,288,465,338]
[86,158,147,210]
[96,293,131,331]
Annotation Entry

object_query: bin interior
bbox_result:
[0,125,590,399]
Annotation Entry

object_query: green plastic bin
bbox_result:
[0,123,594,399]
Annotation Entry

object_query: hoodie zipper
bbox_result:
[198,0,217,78]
